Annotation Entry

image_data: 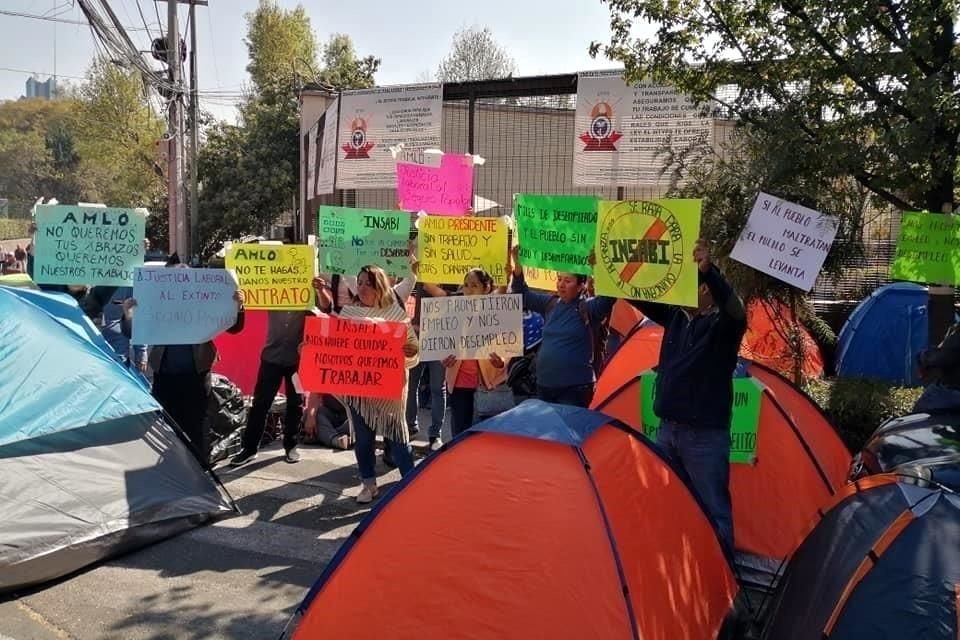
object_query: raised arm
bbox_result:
[696,240,745,324]
[585,294,617,324]
[509,245,553,314]
[625,299,677,327]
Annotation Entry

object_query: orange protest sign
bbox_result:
[298,315,407,399]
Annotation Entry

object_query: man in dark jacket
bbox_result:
[627,239,746,551]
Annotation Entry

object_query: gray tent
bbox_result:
[0,286,235,593]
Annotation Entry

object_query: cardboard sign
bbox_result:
[298,315,406,398]
[418,294,524,362]
[318,206,410,277]
[730,192,839,292]
[33,205,145,286]
[396,154,473,215]
[418,216,509,285]
[593,199,702,306]
[131,267,239,345]
[641,372,762,464]
[225,244,315,310]
[515,194,597,274]
[522,266,559,291]
[890,212,960,285]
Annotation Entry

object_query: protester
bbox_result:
[913,322,960,413]
[315,265,420,504]
[624,239,746,551]
[122,257,246,466]
[303,393,352,450]
[509,246,616,407]
[421,268,513,437]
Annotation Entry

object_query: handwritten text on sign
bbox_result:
[418,294,524,362]
[298,315,406,399]
[515,194,597,274]
[318,206,410,277]
[418,216,509,285]
[225,244,315,310]
[132,267,238,345]
[641,372,762,464]
[33,205,145,286]
[890,212,960,285]
[396,154,473,215]
[730,192,839,292]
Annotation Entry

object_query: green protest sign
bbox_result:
[318,206,411,278]
[514,194,598,274]
[890,211,960,285]
[640,372,762,464]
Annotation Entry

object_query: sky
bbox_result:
[0,0,622,122]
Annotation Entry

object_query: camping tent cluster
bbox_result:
[0,286,234,593]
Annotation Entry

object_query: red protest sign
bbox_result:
[298,315,407,399]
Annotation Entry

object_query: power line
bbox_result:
[0,8,151,31]
[133,0,156,39]
[0,66,87,81]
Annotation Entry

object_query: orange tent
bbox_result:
[592,328,850,588]
[282,401,738,639]
[741,299,824,379]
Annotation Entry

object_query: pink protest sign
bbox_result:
[396,154,473,215]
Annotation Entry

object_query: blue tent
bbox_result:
[0,286,235,593]
[836,283,928,386]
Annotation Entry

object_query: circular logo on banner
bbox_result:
[598,200,685,301]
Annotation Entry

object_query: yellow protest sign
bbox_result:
[523,266,559,291]
[593,199,702,306]
[225,243,315,310]
[418,216,509,285]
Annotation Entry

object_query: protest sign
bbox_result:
[396,154,473,215]
[730,192,839,292]
[523,266,559,291]
[318,206,410,277]
[418,216,509,285]
[514,194,597,274]
[298,315,406,399]
[641,373,762,464]
[593,199,702,306]
[890,212,960,285]
[225,244,315,310]
[33,205,145,286]
[336,84,442,189]
[131,267,238,345]
[418,294,524,362]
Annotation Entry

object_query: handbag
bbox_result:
[474,382,516,420]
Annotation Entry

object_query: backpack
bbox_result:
[544,297,609,379]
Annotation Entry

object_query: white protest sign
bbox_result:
[132,267,239,345]
[730,192,839,292]
[418,294,524,362]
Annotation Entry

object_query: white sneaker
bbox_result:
[356,484,379,504]
[429,438,443,452]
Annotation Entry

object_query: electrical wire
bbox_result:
[132,0,157,40]
[0,66,87,81]
[0,8,150,30]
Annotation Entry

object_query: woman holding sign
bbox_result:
[316,265,420,504]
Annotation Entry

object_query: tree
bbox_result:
[316,34,380,89]
[245,0,318,97]
[436,26,516,82]
[592,0,960,342]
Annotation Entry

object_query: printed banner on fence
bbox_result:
[298,315,406,398]
[418,216,509,285]
[318,206,410,277]
[225,244,315,310]
[523,265,559,291]
[593,199,702,306]
[396,154,473,215]
[730,192,839,292]
[418,293,524,362]
[314,96,339,196]
[335,83,443,189]
[33,204,145,286]
[641,372,762,464]
[514,194,598,274]
[890,212,960,285]
[574,70,712,187]
[131,267,238,345]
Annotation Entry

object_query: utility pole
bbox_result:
[189,0,199,262]
[165,0,186,258]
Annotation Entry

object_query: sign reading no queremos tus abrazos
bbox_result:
[418,294,524,362]
[593,199,702,307]
[33,204,145,286]
[225,244,315,310]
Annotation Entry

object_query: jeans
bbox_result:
[406,360,446,439]
[448,387,476,437]
[537,384,594,408]
[349,404,414,481]
[242,359,303,452]
[657,420,734,552]
[153,370,211,466]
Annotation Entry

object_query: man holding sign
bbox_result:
[624,239,746,551]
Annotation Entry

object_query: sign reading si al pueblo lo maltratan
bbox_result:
[225,244,315,310]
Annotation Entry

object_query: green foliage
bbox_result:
[593,0,960,211]
[317,34,380,90]
[436,26,516,82]
[245,0,318,98]
[805,378,923,452]
[0,219,31,241]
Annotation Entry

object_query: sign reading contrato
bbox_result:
[730,192,839,292]
[418,294,524,362]
[132,267,239,345]
[225,244,315,310]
